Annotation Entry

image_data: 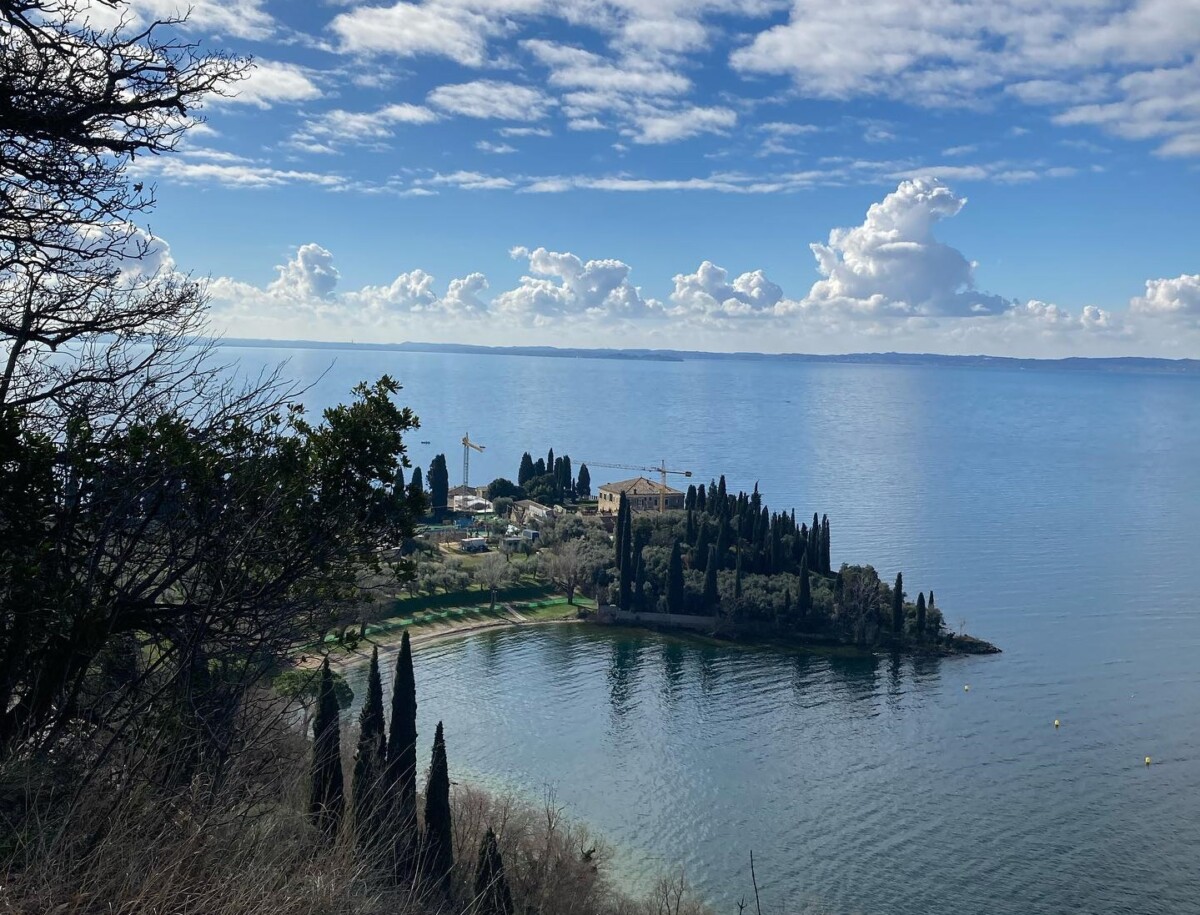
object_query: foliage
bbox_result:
[473,827,515,915]
[423,722,454,894]
[352,647,386,852]
[386,630,418,875]
[309,660,344,838]
[487,478,524,501]
[428,453,449,519]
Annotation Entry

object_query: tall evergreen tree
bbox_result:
[309,658,344,838]
[703,545,719,611]
[798,553,812,621]
[694,523,710,573]
[715,522,729,571]
[696,483,706,513]
[352,647,386,851]
[473,827,515,915]
[576,463,591,498]
[428,454,450,519]
[810,513,821,568]
[916,592,927,638]
[614,492,627,571]
[534,457,546,477]
[892,572,905,634]
[560,455,572,497]
[686,508,695,544]
[423,721,454,894]
[408,466,424,507]
[821,514,831,574]
[717,475,727,510]
[927,591,937,634]
[685,484,697,511]
[546,448,554,477]
[518,452,535,487]
[667,541,684,615]
[634,548,647,610]
[734,545,743,600]
[387,631,418,873]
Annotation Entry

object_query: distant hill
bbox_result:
[217,339,1200,375]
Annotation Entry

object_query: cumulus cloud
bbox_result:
[226,60,322,109]
[330,2,495,65]
[494,246,660,321]
[1131,273,1200,321]
[428,80,553,120]
[670,261,783,318]
[804,178,1009,316]
[269,244,341,299]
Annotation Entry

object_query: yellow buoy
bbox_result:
[1054,719,1060,728]
[1145,756,1152,766]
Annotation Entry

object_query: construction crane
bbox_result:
[583,459,692,513]
[461,433,485,490]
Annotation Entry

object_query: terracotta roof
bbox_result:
[598,476,682,496]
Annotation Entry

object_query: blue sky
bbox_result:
[107,0,1200,356]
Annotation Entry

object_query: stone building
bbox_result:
[597,476,685,513]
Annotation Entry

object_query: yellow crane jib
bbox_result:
[582,459,693,512]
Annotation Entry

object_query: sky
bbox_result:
[100,0,1200,357]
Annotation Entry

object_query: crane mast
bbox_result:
[461,433,485,491]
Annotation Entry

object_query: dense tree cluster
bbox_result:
[599,477,946,647]
[505,448,588,507]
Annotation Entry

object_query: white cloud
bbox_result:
[330,2,494,65]
[495,246,661,320]
[292,103,438,150]
[476,140,517,154]
[132,158,347,189]
[226,60,322,109]
[428,80,553,120]
[523,39,691,96]
[269,244,341,299]
[1131,273,1200,321]
[670,261,784,318]
[119,0,275,40]
[499,126,552,137]
[803,177,1009,317]
[629,106,737,144]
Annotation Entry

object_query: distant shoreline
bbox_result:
[213,337,1200,375]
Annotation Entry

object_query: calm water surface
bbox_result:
[230,347,1200,914]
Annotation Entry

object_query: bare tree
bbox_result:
[0,0,245,419]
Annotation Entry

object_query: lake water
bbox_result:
[228,345,1200,914]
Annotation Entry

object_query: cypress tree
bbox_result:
[614,492,628,571]
[309,658,344,838]
[685,508,695,544]
[560,455,572,496]
[892,572,905,634]
[546,448,554,477]
[423,721,454,894]
[387,631,418,873]
[576,463,591,498]
[408,466,424,508]
[821,515,831,574]
[474,827,514,915]
[518,452,535,487]
[715,522,729,571]
[916,592,927,638]
[734,545,743,600]
[703,545,719,610]
[352,647,386,850]
[667,541,684,615]
[534,457,546,477]
[694,523,710,573]
[810,513,821,568]
[685,484,697,511]
[634,548,647,610]
[798,553,811,621]
[696,483,706,513]
[928,591,937,634]
[428,454,450,519]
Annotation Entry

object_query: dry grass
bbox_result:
[0,714,711,915]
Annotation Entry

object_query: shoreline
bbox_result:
[296,608,582,673]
